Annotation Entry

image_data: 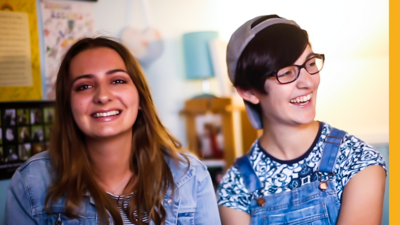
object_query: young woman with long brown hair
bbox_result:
[5,37,221,225]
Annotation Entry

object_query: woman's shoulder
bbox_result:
[18,151,51,170]
[165,151,210,185]
[321,122,376,148]
[321,122,387,175]
[181,151,207,168]
[321,122,382,152]
[7,151,55,215]
[166,151,207,168]
[16,151,52,177]
[10,151,54,191]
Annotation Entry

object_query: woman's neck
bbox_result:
[259,120,320,161]
[86,131,134,195]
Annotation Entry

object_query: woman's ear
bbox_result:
[236,87,260,105]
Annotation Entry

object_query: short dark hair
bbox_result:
[234,15,310,94]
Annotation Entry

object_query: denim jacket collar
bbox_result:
[82,153,196,224]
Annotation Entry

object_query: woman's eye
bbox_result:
[278,70,293,77]
[307,55,319,64]
[76,85,92,91]
[308,62,316,67]
[307,59,317,67]
[112,79,127,84]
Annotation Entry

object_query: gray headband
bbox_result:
[226,16,300,83]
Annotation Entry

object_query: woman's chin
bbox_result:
[292,114,316,126]
[85,129,131,140]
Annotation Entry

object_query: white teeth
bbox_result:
[290,94,312,103]
[93,110,120,118]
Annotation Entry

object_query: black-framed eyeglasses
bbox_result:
[274,54,325,84]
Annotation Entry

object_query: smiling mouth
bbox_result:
[290,94,312,105]
[92,110,121,118]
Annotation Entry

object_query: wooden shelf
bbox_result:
[181,97,261,169]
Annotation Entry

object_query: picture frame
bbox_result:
[181,97,262,169]
[195,113,224,159]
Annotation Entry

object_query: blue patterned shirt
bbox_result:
[217,122,387,213]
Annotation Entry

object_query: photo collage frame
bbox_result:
[0,101,55,180]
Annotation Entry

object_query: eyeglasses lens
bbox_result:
[276,55,324,84]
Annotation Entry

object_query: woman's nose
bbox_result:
[93,84,113,104]
[296,68,317,88]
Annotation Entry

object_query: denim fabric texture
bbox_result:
[217,122,386,215]
[235,128,345,225]
[4,151,221,225]
[249,181,339,225]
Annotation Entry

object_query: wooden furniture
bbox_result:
[180,97,262,169]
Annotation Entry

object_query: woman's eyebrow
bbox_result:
[71,74,93,84]
[307,52,316,58]
[106,69,128,75]
[71,69,129,84]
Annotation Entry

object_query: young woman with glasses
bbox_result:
[217,15,386,225]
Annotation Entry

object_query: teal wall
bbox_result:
[376,144,389,225]
[0,180,10,224]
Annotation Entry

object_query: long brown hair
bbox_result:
[45,37,188,225]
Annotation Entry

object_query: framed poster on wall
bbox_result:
[195,113,224,159]
[0,0,42,101]
[0,101,55,180]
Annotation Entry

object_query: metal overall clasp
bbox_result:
[251,192,266,207]
[256,197,266,207]
[54,213,62,225]
[318,172,334,191]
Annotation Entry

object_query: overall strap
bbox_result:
[318,127,347,173]
[234,154,263,193]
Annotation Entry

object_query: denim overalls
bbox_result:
[235,128,346,225]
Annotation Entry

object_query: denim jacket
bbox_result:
[5,151,221,225]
